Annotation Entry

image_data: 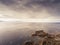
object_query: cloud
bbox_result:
[0,0,60,19]
[0,0,15,5]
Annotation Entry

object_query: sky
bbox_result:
[0,0,60,20]
[0,0,60,37]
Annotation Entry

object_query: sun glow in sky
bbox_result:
[0,18,60,22]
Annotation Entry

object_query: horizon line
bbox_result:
[0,18,60,22]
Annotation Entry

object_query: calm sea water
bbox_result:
[0,22,60,45]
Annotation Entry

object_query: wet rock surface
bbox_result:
[24,30,60,45]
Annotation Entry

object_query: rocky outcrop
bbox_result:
[24,30,60,45]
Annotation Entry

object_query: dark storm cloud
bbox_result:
[0,0,60,6]
[0,0,15,5]
[0,0,60,11]
[0,0,60,8]
[24,0,60,13]
[2,0,60,12]
[31,0,60,4]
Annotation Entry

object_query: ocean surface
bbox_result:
[0,22,60,45]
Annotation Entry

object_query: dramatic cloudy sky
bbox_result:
[0,0,60,45]
[0,0,60,37]
[0,0,60,19]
